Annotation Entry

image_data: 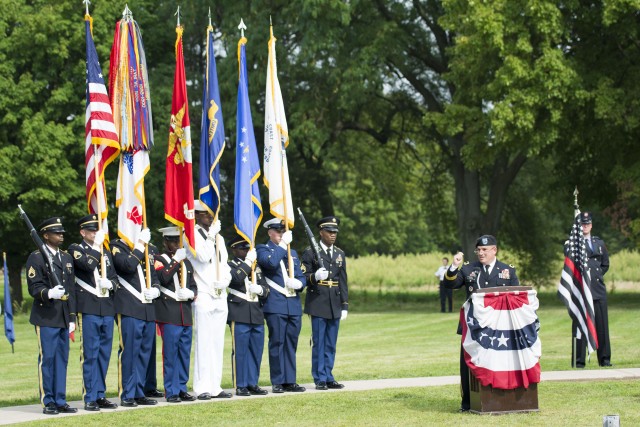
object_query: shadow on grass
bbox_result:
[388,389,461,414]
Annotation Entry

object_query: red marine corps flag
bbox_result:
[164,13,195,254]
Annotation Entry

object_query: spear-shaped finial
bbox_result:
[270,15,272,26]
[122,4,132,20]
[573,186,580,215]
[174,5,181,27]
[238,18,246,38]
[82,0,91,15]
[208,7,212,28]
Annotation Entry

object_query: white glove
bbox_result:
[93,230,106,248]
[48,285,66,300]
[69,322,76,334]
[452,251,464,268]
[248,283,263,295]
[341,310,348,321]
[208,220,221,239]
[138,228,151,244]
[244,248,257,265]
[281,230,293,245]
[213,280,229,290]
[177,287,195,300]
[173,248,187,262]
[286,277,303,290]
[314,268,329,281]
[98,278,113,291]
[144,287,160,300]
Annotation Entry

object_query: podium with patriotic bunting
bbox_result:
[461,286,541,413]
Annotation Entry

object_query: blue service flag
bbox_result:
[199,25,226,218]
[234,37,263,246]
[3,253,15,352]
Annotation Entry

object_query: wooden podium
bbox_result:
[468,286,539,414]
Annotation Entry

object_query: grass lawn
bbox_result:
[18,380,640,426]
[2,291,639,410]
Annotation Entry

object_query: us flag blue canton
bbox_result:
[461,289,541,389]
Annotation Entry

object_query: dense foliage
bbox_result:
[1,0,639,301]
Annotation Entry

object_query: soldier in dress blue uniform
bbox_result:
[111,228,161,407]
[26,217,78,415]
[68,214,118,411]
[574,211,612,368]
[227,235,270,396]
[301,216,348,390]
[256,218,307,393]
[443,235,519,412]
[153,226,198,403]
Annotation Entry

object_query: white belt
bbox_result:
[159,254,187,301]
[228,287,259,302]
[76,277,109,298]
[117,265,149,304]
[159,285,188,302]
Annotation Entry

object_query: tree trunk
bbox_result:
[449,142,528,258]
[7,254,23,307]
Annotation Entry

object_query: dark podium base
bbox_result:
[469,372,539,414]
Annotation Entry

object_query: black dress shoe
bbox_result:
[247,385,268,395]
[179,391,196,401]
[144,389,164,398]
[197,392,212,400]
[283,383,306,392]
[57,404,78,413]
[43,403,59,415]
[134,397,158,405]
[166,395,182,403]
[326,381,344,389]
[214,391,232,398]
[236,387,251,397]
[600,362,614,367]
[96,398,118,409]
[84,401,100,412]
[120,398,138,407]
[315,381,328,390]
[272,384,285,393]
[459,407,470,412]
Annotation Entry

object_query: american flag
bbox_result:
[84,15,120,240]
[558,212,598,354]
[461,289,541,390]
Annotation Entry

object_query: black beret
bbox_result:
[476,235,497,247]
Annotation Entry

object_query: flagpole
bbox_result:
[271,22,294,280]
[85,3,108,289]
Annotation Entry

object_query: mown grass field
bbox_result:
[1,252,639,425]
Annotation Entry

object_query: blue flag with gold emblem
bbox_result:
[234,36,262,246]
[198,24,226,218]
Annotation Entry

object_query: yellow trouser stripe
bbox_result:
[117,313,123,399]
[36,326,45,407]
[231,321,237,388]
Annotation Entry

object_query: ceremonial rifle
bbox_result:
[17,205,68,300]
[297,208,324,269]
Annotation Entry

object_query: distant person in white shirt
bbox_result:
[435,257,452,313]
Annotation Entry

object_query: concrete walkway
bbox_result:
[1,368,638,425]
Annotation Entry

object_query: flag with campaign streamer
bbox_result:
[198,24,226,219]
[165,25,195,254]
[84,14,120,243]
[110,8,153,248]
[234,36,263,246]
[558,212,598,354]
[3,253,15,352]
[263,25,294,228]
[461,289,541,390]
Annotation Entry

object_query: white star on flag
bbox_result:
[242,127,247,133]
[497,333,509,347]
